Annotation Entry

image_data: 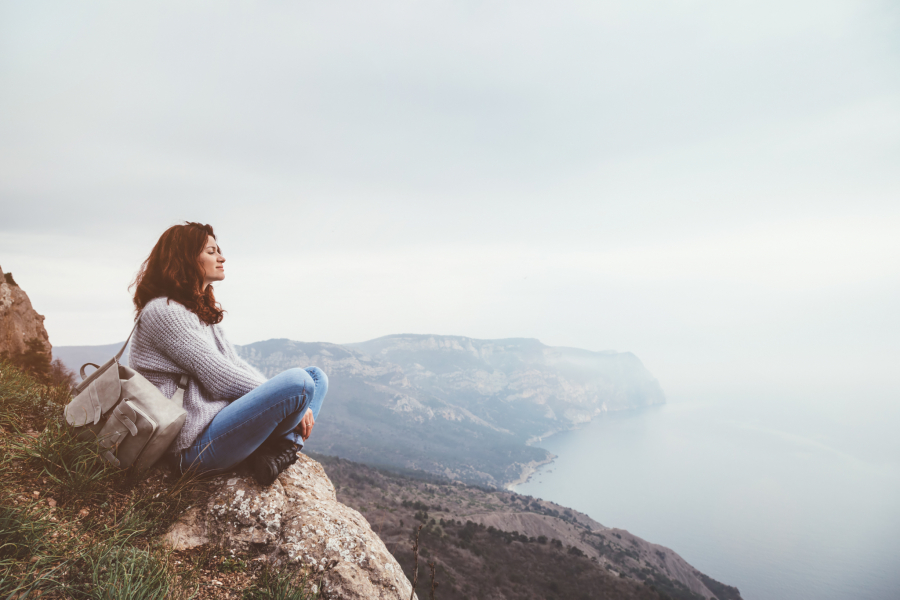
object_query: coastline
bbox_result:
[507,403,666,490]
[510,417,599,490]
[525,427,568,447]
[523,405,612,447]
[505,454,557,490]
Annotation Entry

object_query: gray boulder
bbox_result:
[164,454,416,600]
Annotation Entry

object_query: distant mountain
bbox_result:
[237,334,664,487]
[54,334,665,487]
[53,342,128,378]
[349,334,665,441]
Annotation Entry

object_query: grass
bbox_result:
[241,567,318,600]
[0,360,319,599]
[10,419,119,503]
[84,544,174,599]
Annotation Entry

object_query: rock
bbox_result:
[0,264,51,357]
[164,454,416,600]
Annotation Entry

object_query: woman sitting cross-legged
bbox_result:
[128,221,327,485]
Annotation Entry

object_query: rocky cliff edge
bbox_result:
[164,454,417,600]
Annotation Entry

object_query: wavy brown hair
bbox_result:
[131,222,225,325]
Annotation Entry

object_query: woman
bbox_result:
[128,222,327,485]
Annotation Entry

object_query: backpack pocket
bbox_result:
[96,400,158,469]
[64,359,123,432]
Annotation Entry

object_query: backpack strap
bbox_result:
[101,450,121,468]
[115,313,142,362]
[74,313,144,393]
[171,374,189,408]
[98,402,140,467]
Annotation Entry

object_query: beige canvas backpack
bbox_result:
[63,315,187,473]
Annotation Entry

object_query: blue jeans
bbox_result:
[178,367,328,475]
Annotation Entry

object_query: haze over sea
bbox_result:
[514,390,900,600]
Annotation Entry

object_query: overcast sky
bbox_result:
[1,0,898,403]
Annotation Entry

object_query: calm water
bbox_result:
[514,394,900,600]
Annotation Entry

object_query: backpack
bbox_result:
[63,314,187,473]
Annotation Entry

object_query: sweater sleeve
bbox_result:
[234,353,267,381]
[139,300,265,401]
[214,325,269,381]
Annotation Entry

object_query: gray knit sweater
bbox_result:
[128,297,267,453]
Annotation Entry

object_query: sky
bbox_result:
[1,0,898,404]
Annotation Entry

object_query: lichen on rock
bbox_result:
[164,453,416,600]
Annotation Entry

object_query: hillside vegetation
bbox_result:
[312,453,742,600]
[0,360,317,599]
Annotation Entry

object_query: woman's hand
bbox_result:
[295,408,315,441]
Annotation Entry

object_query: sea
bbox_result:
[513,391,900,600]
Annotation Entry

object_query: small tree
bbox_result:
[18,338,51,379]
[48,358,77,388]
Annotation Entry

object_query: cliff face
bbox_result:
[0,264,51,357]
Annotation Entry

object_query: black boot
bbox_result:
[248,439,300,486]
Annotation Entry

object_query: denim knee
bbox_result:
[306,366,328,393]
[277,368,316,404]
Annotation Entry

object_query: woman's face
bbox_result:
[198,235,225,290]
